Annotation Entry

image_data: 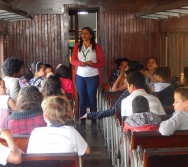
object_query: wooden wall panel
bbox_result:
[5,13,159,83]
[101,13,159,82]
[5,14,68,70]
[159,15,188,78]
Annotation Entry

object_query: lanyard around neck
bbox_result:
[82,50,90,61]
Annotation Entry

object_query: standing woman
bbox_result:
[71,27,105,134]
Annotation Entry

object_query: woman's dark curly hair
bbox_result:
[2,57,23,77]
[16,85,43,111]
[41,75,63,98]
[55,64,70,79]
[78,27,96,52]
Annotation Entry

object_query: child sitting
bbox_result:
[159,87,188,136]
[29,62,46,89]
[27,96,90,156]
[123,95,161,132]
[55,64,75,98]
[0,77,17,128]
[152,67,171,92]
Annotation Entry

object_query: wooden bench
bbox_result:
[143,147,188,167]
[130,130,188,150]
[0,135,79,167]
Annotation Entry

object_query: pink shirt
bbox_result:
[60,78,75,98]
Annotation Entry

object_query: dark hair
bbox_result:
[2,57,23,77]
[155,67,171,82]
[45,64,53,70]
[16,86,43,111]
[132,96,149,113]
[24,68,33,83]
[125,68,138,75]
[126,71,146,89]
[128,61,140,70]
[78,27,96,52]
[146,57,158,65]
[30,62,44,74]
[55,65,70,79]
[41,75,63,98]
[175,87,188,101]
[115,58,130,68]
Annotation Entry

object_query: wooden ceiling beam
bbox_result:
[0,0,32,19]
[136,0,188,17]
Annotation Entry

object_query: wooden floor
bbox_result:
[78,121,112,167]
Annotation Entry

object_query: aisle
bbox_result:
[80,122,112,167]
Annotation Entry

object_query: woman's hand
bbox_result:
[80,113,88,119]
[83,61,93,66]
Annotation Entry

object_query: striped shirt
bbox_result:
[121,89,165,117]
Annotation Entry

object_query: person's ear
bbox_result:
[43,113,48,120]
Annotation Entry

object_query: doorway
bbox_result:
[68,8,98,119]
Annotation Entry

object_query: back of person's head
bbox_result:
[132,96,149,113]
[24,68,34,83]
[30,62,44,75]
[41,75,63,98]
[2,57,23,77]
[155,67,171,82]
[125,68,138,75]
[128,60,140,70]
[184,67,188,84]
[126,71,146,89]
[55,64,70,79]
[42,96,71,125]
[16,85,43,111]
[175,87,188,101]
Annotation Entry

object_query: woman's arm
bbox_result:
[141,70,158,83]
[111,71,127,92]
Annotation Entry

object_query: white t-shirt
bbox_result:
[77,45,98,77]
[27,126,88,156]
[153,82,170,92]
[0,95,10,110]
[0,143,11,165]
[121,89,165,117]
[159,111,188,136]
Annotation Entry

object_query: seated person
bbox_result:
[29,62,46,89]
[159,87,188,136]
[55,64,75,98]
[152,67,171,92]
[109,58,130,88]
[0,129,22,165]
[41,75,74,119]
[2,57,23,102]
[121,71,165,117]
[27,96,90,156]
[123,95,161,132]
[153,67,178,106]
[6,86,46,134]
[0,77,17,111]
[45,63,53,74]
[18,61,29,88]
[0,77,17,128]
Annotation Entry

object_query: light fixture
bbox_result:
[78,12,88,15]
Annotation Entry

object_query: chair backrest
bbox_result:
[0,135,79,167]
[131,130,188,150]
[143,147,188,167]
